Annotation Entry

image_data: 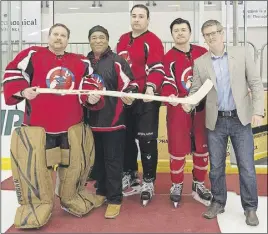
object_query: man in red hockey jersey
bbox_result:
[116,4,165,206]
[2,23,104,228]
[161,18,212,208]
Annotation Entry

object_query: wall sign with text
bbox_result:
[221,1,267,27]
[1,1,41,43]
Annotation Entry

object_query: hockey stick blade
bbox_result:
[36,79,213,105]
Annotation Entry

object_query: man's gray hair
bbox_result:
[201,20,224,34]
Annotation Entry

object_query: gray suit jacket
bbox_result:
[189,46,264,131]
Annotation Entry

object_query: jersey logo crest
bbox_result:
[46,66,75,90]
[181,66,193,91]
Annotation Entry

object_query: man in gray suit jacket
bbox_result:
[181,20,264,226]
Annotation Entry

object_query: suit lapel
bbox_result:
[204,53,218,91]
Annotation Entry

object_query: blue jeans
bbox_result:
[207,116,258,211]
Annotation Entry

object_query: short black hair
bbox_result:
[49,23,70,39]
[170,18,192,33]
[130,4,150,19]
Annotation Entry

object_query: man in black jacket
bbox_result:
[84,25,137,219]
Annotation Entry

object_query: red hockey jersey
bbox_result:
[116,30,165,93]
[3,46,104,133]
[161,44,207,97]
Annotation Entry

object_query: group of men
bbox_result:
[3,3,264,229]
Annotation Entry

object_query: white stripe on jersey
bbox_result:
[164,76,175,81]
[170,61,176,79]
[83,80,99,87]
[115,62,130,91]
[17,50,36,71]
[144,42,150,55]
[162,81,177,91]
[4,70,21,74]
[81,59,93,76]
[2,76,25,84]
[78,76,84,104]
[22,70,30,83]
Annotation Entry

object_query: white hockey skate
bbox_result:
[170,183,183,208]
[140,181,154,206]
[192,180,212,207]
[122,171,141,197]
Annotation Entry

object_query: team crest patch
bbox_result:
[46,66,75,90]
[181,66,193,91]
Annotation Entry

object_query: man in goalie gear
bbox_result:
[2,23,105,229]
[161,18,212,208]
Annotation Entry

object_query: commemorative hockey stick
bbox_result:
[36,79,213,105]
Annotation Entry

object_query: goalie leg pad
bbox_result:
[55,123,96,217]
[10,126,54,229]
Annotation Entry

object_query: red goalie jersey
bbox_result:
[161,44,207,97]
[3,46,104,133]
[116,31,165,93]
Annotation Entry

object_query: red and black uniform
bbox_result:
[161,44,209,184]
[117,31,165,181]
[117,30,164,93]
[85,47,135,132]
[3,46,104,149]
[85,47,135,204]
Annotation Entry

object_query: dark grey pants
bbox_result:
[94,130,125,204]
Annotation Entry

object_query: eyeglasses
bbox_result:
[203,30,222,38]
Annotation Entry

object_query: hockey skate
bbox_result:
[122,171,141,197]
[140,181,154,206]
[170,183,183,208]
[192,179,212,206]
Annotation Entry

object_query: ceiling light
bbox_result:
[168,5,180,8]
[68,7,80,10]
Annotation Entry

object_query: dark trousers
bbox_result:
[46,133,69,149]
[94,130,125,204]
[89,159,98,180]
[124,106,139,172]
[207,116,258,211]
[124,100,160,182]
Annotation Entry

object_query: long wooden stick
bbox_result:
[36,79,213,105]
